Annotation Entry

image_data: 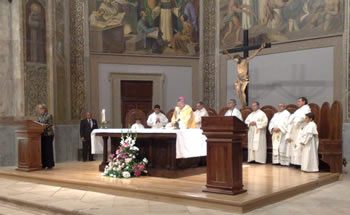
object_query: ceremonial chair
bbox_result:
[166,109,175,122]
[240,107,252,121]
[318,101,343,173]
[261,106,278,163]
[124,109,147,128]
[145,110,166,128]
[319,102,330,139]
[309,103,321,129]
[218,107,229,116]
[286,104,298,114]
[206,107,218,116]
[239,106,251,160]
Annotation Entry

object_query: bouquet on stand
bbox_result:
[103,132,148,178]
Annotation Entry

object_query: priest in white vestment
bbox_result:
[225,99,243,121]
[268,103,291,165]
[286,97,311,166]
[299,113,319,172]
[194,101,209,128]
[245,101,268,164]
[99,0,119,21]
[147,104,168,128]
[169,97,196,129]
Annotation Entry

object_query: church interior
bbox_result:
[0,0,350,214]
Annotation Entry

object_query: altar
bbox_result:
[91,128,207,178]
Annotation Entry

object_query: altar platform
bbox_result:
[0,161,340,213]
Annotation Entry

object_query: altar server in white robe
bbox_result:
[194,101,209,128]
[245,101,268,164]
[147,104,168,128]
[299,113,319,172]
[286,97,311,166]
[131,118,145,130]
[225,99,243,121]
[268,103,291,165]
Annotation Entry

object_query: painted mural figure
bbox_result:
[221,0,257,45]
[224,43,266,107]
[27,2,46,63]
[151,0,182,42]
[310,0,339,31]
[137,10,157,48]
[100,0,119,20]
[113,0,139,34]
[172,14,195,55]
[282,0,303,32]
[184,0,198,40]
[89,8,125,28]
[90,9,108,28]
[262,0,294,29]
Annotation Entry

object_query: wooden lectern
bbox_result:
[202,116,248,195]
[15,120,46,171]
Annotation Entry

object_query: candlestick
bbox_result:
[101,109,106,123]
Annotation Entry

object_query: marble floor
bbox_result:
[0,161,340,213]
[0,166,348,215]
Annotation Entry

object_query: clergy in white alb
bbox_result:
[268,103,291,165]
[147,104,168,128]
[194,102,209,128]
[224,99,243,121]
[299,113,319,172]
[286,97,311,166]
[245,101,268,164]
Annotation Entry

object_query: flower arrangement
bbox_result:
[103,132,148,178]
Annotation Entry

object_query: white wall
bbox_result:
[98,64,193,121]
[227,47,334,108]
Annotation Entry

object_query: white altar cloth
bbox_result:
[91,128,207,159]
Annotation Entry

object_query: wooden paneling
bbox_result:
[121,81,153,127]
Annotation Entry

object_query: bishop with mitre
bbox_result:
[245,101,268,164]
[170,97,196,129]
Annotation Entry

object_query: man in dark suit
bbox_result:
[80,112,98,162]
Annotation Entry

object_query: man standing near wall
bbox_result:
[80,112,98,162]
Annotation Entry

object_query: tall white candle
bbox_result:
[101,109,106,122]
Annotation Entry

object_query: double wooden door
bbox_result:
[121,80,153,127]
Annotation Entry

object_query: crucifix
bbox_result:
[223,30,271,107]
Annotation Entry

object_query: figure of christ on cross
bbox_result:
[223,30,271,107]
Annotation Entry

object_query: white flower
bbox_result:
[132,155,136,159]
[122,171,131,178]
[117,167,121,171]
[125,158,132,164]
[143,158,148,164]
[131,146,139,151]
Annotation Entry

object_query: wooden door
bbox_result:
[121,80,153,127]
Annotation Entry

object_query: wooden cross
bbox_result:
[224,30,271,105]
